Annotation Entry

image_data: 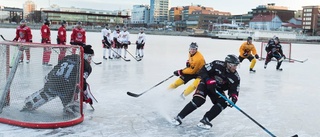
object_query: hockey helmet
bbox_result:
[44,19,51,25]
[225,54,240,65]
[105,23,109,28]
[20,19,27,25]
[247,36,252,41]
[225,54,239,72]
[61,20,67,25]
[115,25,120,31]
[189,42,198,50]
[83,45,94,62]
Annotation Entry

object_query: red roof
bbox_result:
[250,15,275,22]
[282,23,302,28]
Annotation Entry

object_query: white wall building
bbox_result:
[23,0,36,19]
[150,0,170,24]
[131,5,150,24]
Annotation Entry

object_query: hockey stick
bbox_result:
[215,91,298,137]
[92,60,102,65]
[125,49,141,61]
[127,75,174,97]
[289,58,308,63]
[109,47,130,62]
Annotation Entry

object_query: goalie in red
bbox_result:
[21,45,95,115]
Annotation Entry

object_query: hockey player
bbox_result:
[70,21,86,54]
[13,19,32,63]
[41,19,52,66]
[21,45,95,115]
[264,37,286,71]
[112,25,121,59]
[101,23,113,59]
[168,42,205,99]
[238,37,259,72]
[57,20,67,61]
[172,54,240,130]
[136,27,146,58]
[120,26,130,58]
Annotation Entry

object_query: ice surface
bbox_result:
[0,28,319,137]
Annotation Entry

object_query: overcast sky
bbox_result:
[0,0,319,15]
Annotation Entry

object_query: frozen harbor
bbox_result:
[0,28,319,137]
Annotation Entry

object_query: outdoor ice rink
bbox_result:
[0,28,319,137]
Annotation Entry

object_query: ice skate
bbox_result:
[26,60,30,64]
[264,64,267,69]
[249,68,256,73]
[103,56,108,60]
[197,117,212,130]
[171,116,182,126]
[108,56,113,59]
[276,68,283,71]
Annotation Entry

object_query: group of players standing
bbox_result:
[101,24,146,60]
[13,19,89,66]
[170,36,286,129]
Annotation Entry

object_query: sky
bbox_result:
[0,0,319,15]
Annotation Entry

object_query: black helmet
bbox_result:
[61,20,67,25]
[115,25,120,30]
[247,36,252,41]
[105,23,109,28]
[225,54,240,65]
[20,19,27,25]
[77,21,82,26]
[44,19,51,25]
[189,42,198,49]
[274,37,279,41]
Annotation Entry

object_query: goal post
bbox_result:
[0,41,85,128]
[259,41,292,62]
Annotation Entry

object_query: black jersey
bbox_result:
[46,54,92,92]
[198,60,240,96]
[266,39,284,56]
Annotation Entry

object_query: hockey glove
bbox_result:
[13,38,18,41]
[205,78,216,91]
[29,40,32,43]
[255,54,259,59]
[228,94,238,107]
[186,60,190,67]
[136,41,138,45]
[283,55,286,59]
[173,70,183,76]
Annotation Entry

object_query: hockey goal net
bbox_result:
[260,41,292,62]
[0,41,85,128]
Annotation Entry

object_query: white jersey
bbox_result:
[120,31,130,44]
[112,30,121,43]
[101,28,112,43]
[137,32,146,44]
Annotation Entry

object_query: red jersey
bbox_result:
[41,24,51,40]
[57,26,66,44]
[14,25,32,42]
[70,27,86,44]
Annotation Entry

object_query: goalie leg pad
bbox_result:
[22,88,57,111]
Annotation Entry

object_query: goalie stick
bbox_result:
[127,75,174,97]
[215,91,298,137]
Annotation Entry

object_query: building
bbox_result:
[189,9,231,30]
[251,3,295,22]
[131,5,150,26]
[302,5,320,35]
[169,7,183,22]
[39,7,130,26]
[249,14,282,30]
[0,6,23,23]
[23,0,36,19]
[150,0,170,24]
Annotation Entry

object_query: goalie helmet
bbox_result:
[83,45,94,62]
[247,36,252,41]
